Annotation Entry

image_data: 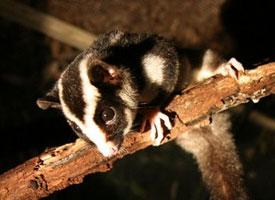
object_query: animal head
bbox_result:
[37,54,137,157]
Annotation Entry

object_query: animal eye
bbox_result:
[101,107,116,124]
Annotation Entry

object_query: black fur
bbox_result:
[38,30,247,199]
[93,98,127,144]
[93,31,179,107]
[39,30,181,147]
[61,55,86,122]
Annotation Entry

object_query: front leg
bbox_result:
[196,49,245,81]
[140,108,172,146]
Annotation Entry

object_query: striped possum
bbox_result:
[37,30,247,199]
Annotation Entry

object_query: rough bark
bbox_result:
[0,62,275,200]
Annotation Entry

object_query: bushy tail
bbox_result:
[176,113,248,200]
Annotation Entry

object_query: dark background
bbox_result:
[1,0,275,199]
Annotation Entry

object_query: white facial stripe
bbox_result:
[58,70,102,146]
[142,54,165,85]
[99,141,118,157]
[78,56,108,146]
[58,78,86,132]
[59,55,118,157]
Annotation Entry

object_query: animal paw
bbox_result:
[218,58,244,80]
[140,108,172,146]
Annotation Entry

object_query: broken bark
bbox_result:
[0,62,275,200]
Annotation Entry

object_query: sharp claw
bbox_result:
[226,64,238,79]
[219,57,244,80]
[141,109,172,146]
[153,115,163,146]
[228,58,244,72]
[159,112,172,130]
[150,123,157,141]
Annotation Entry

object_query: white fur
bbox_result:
[119,71,137,109]
[59,55,118,157]
[196,51,244,82]
[196,49,216,81]
[202,49,215,68]
[217,57,244,80]
[142,54,165,85]
[58,78,87,138]
[149,111,172,146]
[196,68,214,82]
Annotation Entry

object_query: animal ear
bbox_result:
[36,84,61,110]
[88,59,122,87]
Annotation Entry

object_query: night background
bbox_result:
[0,0,275,199]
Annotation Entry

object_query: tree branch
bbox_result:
[1,62,275,200]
